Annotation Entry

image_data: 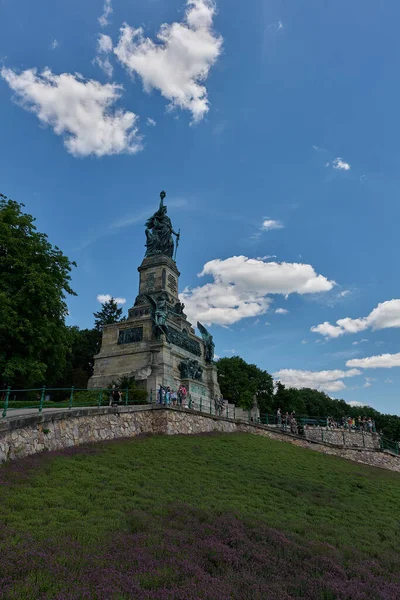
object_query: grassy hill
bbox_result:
[0,433,399,599]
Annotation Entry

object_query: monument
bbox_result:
[88,191,221,403]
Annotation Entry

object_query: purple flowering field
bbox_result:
[0,433,399,599]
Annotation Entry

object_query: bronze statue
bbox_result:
[145,191,180,259]
[145,294,169,341]
[179,359,203,381]
[197,322,215,363]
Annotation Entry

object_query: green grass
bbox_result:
[0,433,399,554]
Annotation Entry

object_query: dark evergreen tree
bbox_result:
[93,297,125,331]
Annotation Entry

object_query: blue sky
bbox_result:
[1,0,400,414]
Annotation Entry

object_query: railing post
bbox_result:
[362,431,365,448]
[226,404,228,419]
[233,405,236,420]
[39,386,46,413]
[125,388,129,406]
[321,428,324,442]
[98,389,103,407]
[150,388,153,403]
[266,414,269,425]
[69,386,74,409]
[342,431,345,446]
[2,387,10,418]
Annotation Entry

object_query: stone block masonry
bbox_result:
[0,406,399,474]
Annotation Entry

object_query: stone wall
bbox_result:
[0,406,399,474]
[303,427,380,449]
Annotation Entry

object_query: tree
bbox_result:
[216,356,274,411]
[67,327,101,387]
[94,297,125,331]
[0,194,76,387]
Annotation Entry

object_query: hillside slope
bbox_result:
[0,433,399,599]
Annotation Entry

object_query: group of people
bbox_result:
[276,409,300,434]
[157,384,188,407]
[275,408,376,434]
[327,415,376,433]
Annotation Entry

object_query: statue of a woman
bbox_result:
[145,191,180,259]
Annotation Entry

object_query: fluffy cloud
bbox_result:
[147,117,156,126]
[114,0,222,122]
[99,0,113,28]
[332,157,351,171]
[51,39,59,50]
[311,299,400,339]
[94,34,114,78]
[352,338,368,345]
[347,352,400,369]
[97,294,126,305]
[348,401,366,407]
[1,67,141,157]
[180,255,335,326]
[275,308,288,314]
[262,219,283,231]
[273,368,361,393]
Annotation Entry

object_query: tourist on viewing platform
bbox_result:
[277,408,282,426]
[178,384,187,407]
[171,390,177,406]
[109,385,121,407]
[157,385,165,405]
[283,412,289,431]
[164,387,171,406]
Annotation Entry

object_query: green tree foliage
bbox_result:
[93,297,125,331]
[216,356,274,411]
[63,327,102,388]
[0,194,76,387]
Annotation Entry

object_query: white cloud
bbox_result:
[385,378,393,384]
[332,157,351,171]
[347,352,400,370]
[180,255,335,326]
[352,339,368,346]
[311,322,343,338]
[312,299,400,339]
[98,33,113,54]
[146,117,156,126]
[301,339,307,344]
[1,67,142,157]
[51,39,59,50]
[261,219,284,231]
[363,377,376,388]
[114,0,223,122]
[348,401,366,407]
[275,308,288,314]
[97,294,126,305]
[273,368,361,393]
[99,0,113,28]
[339,290,351,297]
[94,34,114,78]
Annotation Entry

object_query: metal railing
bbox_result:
[0,387,152,419]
